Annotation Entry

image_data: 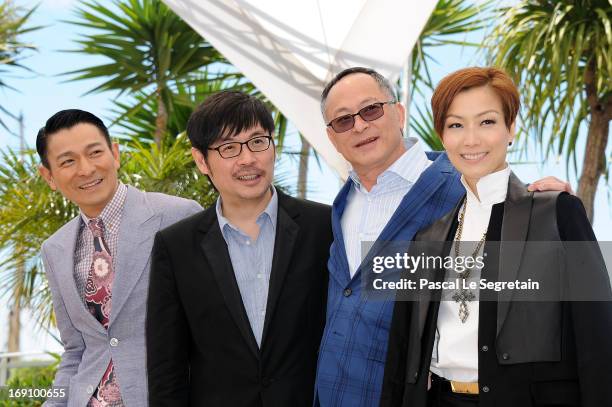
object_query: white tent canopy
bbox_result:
[162,0,437,178]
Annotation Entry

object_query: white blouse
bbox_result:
[429,165,511,382]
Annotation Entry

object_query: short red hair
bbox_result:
[431,67,520,138]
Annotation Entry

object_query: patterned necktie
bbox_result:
[85,218,124,407]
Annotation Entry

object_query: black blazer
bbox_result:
[381,173,612,407]
[146,190,332,406]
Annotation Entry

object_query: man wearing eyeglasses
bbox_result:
[313,67,572,407]
[146,90,333,406]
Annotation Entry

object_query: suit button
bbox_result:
[481,345,489,352]
[482,385,490,393]
[502,353,509,360]
[343,288,352,297]
[262,377,271,387]
[110,337,119,347]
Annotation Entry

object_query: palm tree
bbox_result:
[64,0,225,146]
[0,0,39,356]
[408,0,493,151]
[0,1,38,130]
[489,0,611,221]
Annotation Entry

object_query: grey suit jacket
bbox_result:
[41,186,202,407]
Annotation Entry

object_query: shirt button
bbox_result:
[260,311,266,317]
[110,338,119,347]
[502,353,509,360]
[481,345,489,352]
[358,233,364,239]
[343,288,352,297]
[245,240,251,245]
[257,273,264,279]
[482,385,490,393]
[86,385,94,393]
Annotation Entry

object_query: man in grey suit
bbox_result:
[37,109,201,406]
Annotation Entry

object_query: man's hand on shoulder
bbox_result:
[527,176,574,194]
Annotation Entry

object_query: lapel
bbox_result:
[261,191,299,347]
[199,207,260,358]
[354,154,456,280]
[497,172,533,336]
[110,186,161,324]
[416,199,463,340]
[328,180,353,287]
[46,217,107,335]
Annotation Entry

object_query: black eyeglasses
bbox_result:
[208,135,273,159]
[326,101,396,133]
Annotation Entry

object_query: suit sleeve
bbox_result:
[557,194,612,406]
[41,246,85,407]
[146,231,191,406]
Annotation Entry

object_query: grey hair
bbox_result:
[320,67,398,120]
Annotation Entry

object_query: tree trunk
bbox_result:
[577,59,611,222]
[154,88,168,147]
[7,295,20,353]
[7,260,24,353]
[297,135,310,199]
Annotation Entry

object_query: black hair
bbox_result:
[186,90,275,157]
[36,109,111,168]
[320,67,397,118]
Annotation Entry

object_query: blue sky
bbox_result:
[1,0,610,354]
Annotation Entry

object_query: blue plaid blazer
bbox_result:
[314,152,465,407]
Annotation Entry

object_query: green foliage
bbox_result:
[488,0,611,174]
[63,0,227,142]
[411,0,493,96]
[410,104,444,151]
[0,1,40,130]
[65,0,222,93]
[120,134,217,207]
[0,353,60,406]
[409,0,493,149]
[0,149,76,327]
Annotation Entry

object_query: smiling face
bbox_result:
[441,85,515,191]
[39,123,120,218]
[323,73,406,180]
[192,124,275,207]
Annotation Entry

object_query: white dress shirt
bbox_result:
[341,138,431,278]
[430,165,511,382]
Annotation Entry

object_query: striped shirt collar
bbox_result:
[348,137,430,192]
[216,185,278,235]
[79,182,128,236]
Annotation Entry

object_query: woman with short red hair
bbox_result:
[381,67,612,407]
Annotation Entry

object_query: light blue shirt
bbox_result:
[341,138,431,277]
[216,187,278,346]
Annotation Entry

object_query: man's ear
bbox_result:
[39,165,56,191]
[111,142,120,170]
[395,102,406,130]
[192,147,211,176]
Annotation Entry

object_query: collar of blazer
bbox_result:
[414,171,535,340]
[329,152,459,287]
[197,188,300,357]
[44,186,161,334]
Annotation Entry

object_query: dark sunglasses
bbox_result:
[326,101,396,133]
[208,135,273,159]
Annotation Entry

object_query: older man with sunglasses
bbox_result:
[313,67,571,407]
